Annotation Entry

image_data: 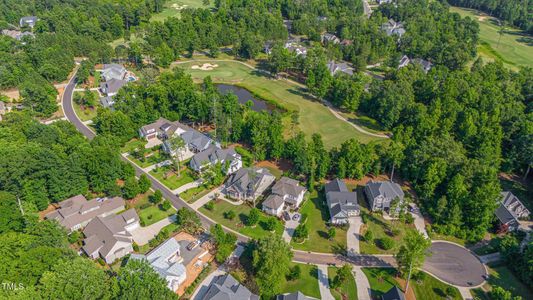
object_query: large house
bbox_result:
[201,274,259,300]
[81,209,139,264]
[45,195,125,232]
[382,19,405,38]
[142,118,213,153]
[1,29,34,41]
[284,41,308,57]
[277,291,317,300]
[101,64,127,81]
[224,168,275,201]
[495,191,530,231]
[99,78,127,97]
[364,181,404,213]
[262,177,306,216]
[398,56,433,73]
[325,179,359,224]
[327,60,354,76]
[189,145,242,174]
[19,16,38,28]
[130,238,187,292]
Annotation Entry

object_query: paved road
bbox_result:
[61,70,489,288]
[423,241,487,287]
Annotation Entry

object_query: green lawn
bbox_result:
[177,60,385,148]
[150,166,195,190]
[138,204,176,226]
[121,138,147,154]
[199,200,284,239]
[450,7,533,69]
[180,185,211,203]
[359,209,415,254]
[328,266,357,300]
[362,268,402,298]
[411,272,461,300]
[280,262,321,299]
[72,91,100,122]
[150,0,213,22]
[290,191,347,254]
[128,150,167,168]
[481,264,533,300]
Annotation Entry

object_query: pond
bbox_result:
[216,84,275,112]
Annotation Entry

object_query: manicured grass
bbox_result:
[72,91,100,121]
[150,166,195,190]
[199,200,284,239]
[328,266,357,300]
[180,185,210,203]
[362,268,402,298]
[359,208,415,254]
[138,204,176,226]
[177,60,385,148]
[290,191,347,254]
[128,150,167,168]
[427,232,468,247]
[150,0,213,22]
[450,7,533,68]
[121,138,147,154]
[280,262,320,299]
[482,264,533,300]
[411,272,461,300]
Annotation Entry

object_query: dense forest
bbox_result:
[447,0,533,34]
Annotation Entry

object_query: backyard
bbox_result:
[176,60,386,147]
[328,266,357,300]
[199,199,284,239]
[128,191,176,226]
[280,262,321,299]
[410,272,461,300]
[127,148,167,168]
[450,7,533,69]
[290,191,347,254]
[362,268,402,298]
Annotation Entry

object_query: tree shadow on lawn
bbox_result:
[286,87,321,103]
[516,36,533,46]
[317,230,329,239]
[331,243,347,255]
[433,287,446,297]
[239,213,248,225]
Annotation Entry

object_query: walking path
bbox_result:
[323,100,389,138]
[410,204,429,238]
[173,179,203,194]
[347,216,362,257]
[458,287,473,300]
[478,252,501,264]
[130,215,177,245]
[353,266,371,300]
[317,265,335,300]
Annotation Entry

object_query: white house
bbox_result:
[189,145,242,174]
[262,177,306,216]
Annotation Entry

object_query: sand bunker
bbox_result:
[191,63,219,71]
[171,4,188,10]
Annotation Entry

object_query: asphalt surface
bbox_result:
[61,71,490,281]
[424,242,488,287]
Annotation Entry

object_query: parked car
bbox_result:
[292,213,301,221]
[187,240,200,251]
[282,211,291,221]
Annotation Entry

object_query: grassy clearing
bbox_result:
[177,60,385,148]
[138,204,176,226]
[72,91,100,121]
[128,149,167,168]
[362,268,402,298]
[328,266,357,300]
[150,0,213,22]
[450,7,533,68]
[180,185,210,203]
[411,272,461,300]
[150,166,195,190]
[280,262,320,299]
[121,138,147,154]
[199,200,284,239]
[290,191,347,254]
[480,263,533,300]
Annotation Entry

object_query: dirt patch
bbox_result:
[478,16,488,22]
[191,63,219,71]
[171,3,188,10]
[255,159,293,173]
[1,89,20,100]
[395,277,416,300]
[39,203,59,220]
[344,174,418,199]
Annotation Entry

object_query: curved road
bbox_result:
[61,71,487,287]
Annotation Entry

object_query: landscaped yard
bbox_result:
[150,0,214,22]
[177,60,386,147]
[328,266,357,300]
[411,272,461,300]
[450,7,533,69]
[180,185,211,203]
[199,199,284,239]
[121,138,147,154]
[128,149,167,168]
[129,191,176,226]
[73,91,100,122]
[150,165,195,190]
[359,208,415,254]
[362,268,402,298]
[280,262,320,299]
[290,191,347,254]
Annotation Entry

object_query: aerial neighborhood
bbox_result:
[0,0,532,300]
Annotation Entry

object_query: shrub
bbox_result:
[68,231,82,244]
[445,286,458,298]
[224,210,236,220]
[391,227,401,236]
[287,265,301,281]
[204,201,215,211]
[405,213,414,224]
[247,208,260,226]
[264,217,277,231]
[150,190,163,204]
[132,243,139,252]
[378,237,395,250]
[328,227,336,240]
[140,203,152,210]
[361,213,368,224]
[161,200,171,211]
[364,230,374,243]
[97,258,106,266]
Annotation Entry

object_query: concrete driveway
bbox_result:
[130,215,177,246]
[317,265,334,300]
[423,241,487,287]
[347,216,362,256]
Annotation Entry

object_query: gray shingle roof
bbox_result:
[202,274,259,300]
[131,238,186,279]
[271,177,306,199]
[263,194,285,210]
[325,178,349,193]
[102,64,126,81]
[366,181,404,202]
[225,167,274,196]
[100,78,127,95]
[382,286,405,300]
[191,145,238,169]
[276,291,316,300]
[325,179,358,220]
